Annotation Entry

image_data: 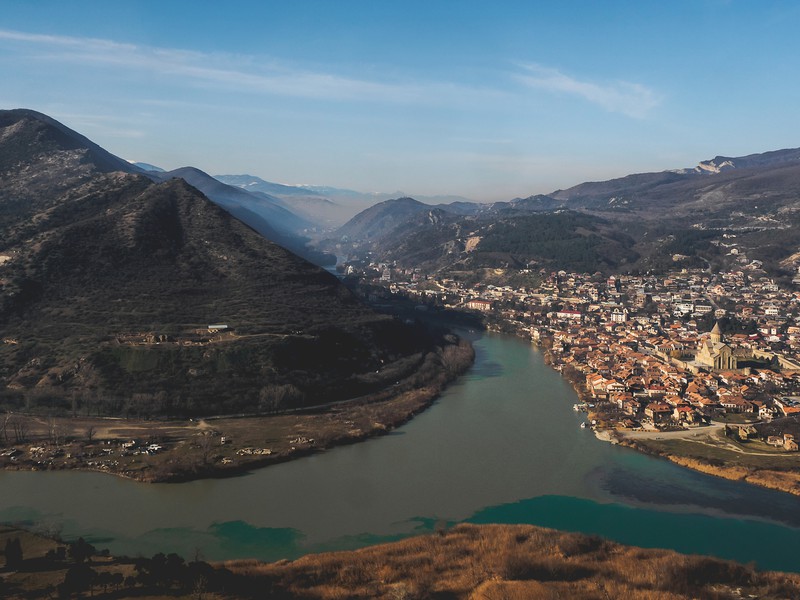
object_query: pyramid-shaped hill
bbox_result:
[0,110,448,416]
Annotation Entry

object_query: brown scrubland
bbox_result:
[225,524,800,600]
[4,509,800,599]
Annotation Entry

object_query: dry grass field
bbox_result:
[4,523,800,599]
[226,523,800,600]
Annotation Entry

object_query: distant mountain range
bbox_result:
[214,173,477,227]
[548,147,800,213]
[214,174,354,228]
[0,108,441,416]
[328,147,800,277]
[152,167,334,265]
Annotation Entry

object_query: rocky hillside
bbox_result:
[0,109,446,416]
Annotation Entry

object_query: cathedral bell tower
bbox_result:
[710,321,723,344]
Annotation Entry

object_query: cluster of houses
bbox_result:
[546,319,799,432]
[766,433,799,451]
[350,262,800,443]
[352,263,798,344]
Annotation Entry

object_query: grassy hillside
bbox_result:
[5,523,798,599]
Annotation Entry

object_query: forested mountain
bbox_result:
[336,197,435,240]
[329,147,800,277]
[0,109,443,416]
[330,202,636,273]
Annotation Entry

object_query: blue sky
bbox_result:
[2,0,800,200]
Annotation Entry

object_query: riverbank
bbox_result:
[589,399,800,497]
[588,391,800,498]
[616,435,800,497]
[230,523,800,599]
[0,337,474,484]
[531,329,800,498]
[4,522,800,599]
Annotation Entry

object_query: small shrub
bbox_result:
[556,533,606,557]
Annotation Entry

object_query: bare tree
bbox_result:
[258,383,303,413]
[197,433,215,465]
[192,573,207,600]
[12,418,28,444]
[47,417,67,446]
[71,391,80,418]
[48,417,58,445]
[86,426,96,443]
[1,412,11,446]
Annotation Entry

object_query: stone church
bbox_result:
[694,322,749,372]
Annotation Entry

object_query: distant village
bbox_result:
[347,261,800,451]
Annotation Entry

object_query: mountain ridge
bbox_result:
[155,166,334,264]
[0,108,148,177]
[0,109,444,416]
[549,146,800,208]
[329,145,800,276]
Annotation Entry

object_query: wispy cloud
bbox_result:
[34,111,146,139]
[514,63,660,118]
[0,28,497,106]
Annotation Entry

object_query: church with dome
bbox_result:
[694,322,751,372]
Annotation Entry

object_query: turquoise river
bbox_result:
[1,331,799,571]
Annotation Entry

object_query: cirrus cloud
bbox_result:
[0,28,500,107]
[514,63,660,118]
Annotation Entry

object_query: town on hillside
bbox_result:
[345,262,800,450]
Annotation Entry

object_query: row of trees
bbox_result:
[3,534,231,599]
[57,553,225,599]
[0,413,97,447]
[0,413,28,444]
